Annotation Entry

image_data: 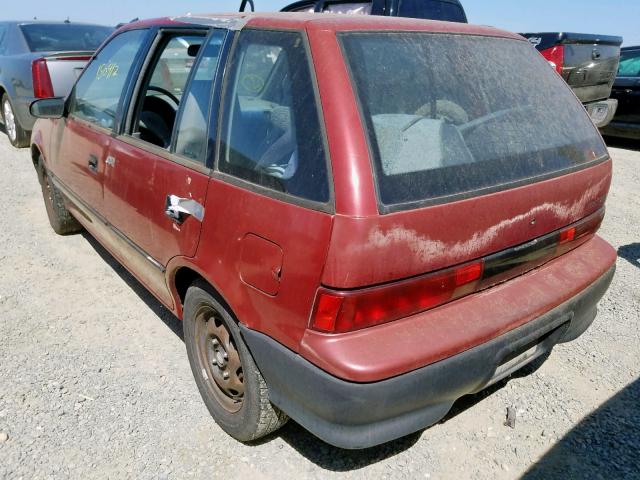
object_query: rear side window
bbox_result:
[397,0,467,22]
[69,29,147,130]
[219,29,330,204]
[0,24,7,55]
[19,24,113,53]
[340,33,607,210]
[618,49,640,77]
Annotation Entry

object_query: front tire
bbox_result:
[183,280,288,442]
[39,158,83,235]
[2,94,29,148]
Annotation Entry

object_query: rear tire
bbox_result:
[2,94,29,148]
[183,280,288,442]
[39,158,83,235]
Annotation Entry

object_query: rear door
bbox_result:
[53,29,149,215]
[104,28,228,270]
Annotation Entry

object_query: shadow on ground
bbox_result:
[81,231,184,341]
[523,378,640,479]
[603,135,640,151]
[618,243,640,269]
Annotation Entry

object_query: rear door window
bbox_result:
[69,29,148,130]
[218,29,330,204]
[19,24,113,52]
[0,24,7,55]
[340,33,608,210]
[397,0,467,22]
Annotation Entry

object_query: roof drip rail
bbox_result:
[239,0,255,12]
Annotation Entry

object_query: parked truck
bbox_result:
[521,32,623,128]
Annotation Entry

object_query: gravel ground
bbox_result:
[0,131,638,480]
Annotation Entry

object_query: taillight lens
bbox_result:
[311,260,483,333]
[540,45,565,74]
[311,208,604,334]
[32,58,55,98]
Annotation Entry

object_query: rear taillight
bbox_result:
[32,58,55,98]
[311,208,604,334]
[540,45,565,75]
[311,261,484,333]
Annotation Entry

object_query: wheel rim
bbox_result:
[194,305,244,413]
[3,100,17,142]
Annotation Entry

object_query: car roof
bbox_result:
[119,12,522,41]
[7,20,110,26]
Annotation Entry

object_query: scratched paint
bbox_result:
[364,175,609,263]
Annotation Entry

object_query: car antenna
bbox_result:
[239,0,255,12]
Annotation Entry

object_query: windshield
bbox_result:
[20,24,113,53]
[340,33,607,210]
[397,0,467,22]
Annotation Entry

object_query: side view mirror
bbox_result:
[30,97,65,119]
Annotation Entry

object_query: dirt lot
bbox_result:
[0,131,638,480]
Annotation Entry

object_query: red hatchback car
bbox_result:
[30,13,616,449]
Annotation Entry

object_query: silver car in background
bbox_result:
[0,21,113,148]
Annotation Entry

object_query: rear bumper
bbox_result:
[585,98,618,128]
[243,264,614,449]
[601,121,640,140]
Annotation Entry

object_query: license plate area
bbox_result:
[486,317,572,388]
[588,103,610,125]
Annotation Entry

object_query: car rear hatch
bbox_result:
[522,32,622,104]
[315,31,612,333]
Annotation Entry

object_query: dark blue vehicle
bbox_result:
[280,0,467,22]
[601,46,640,140]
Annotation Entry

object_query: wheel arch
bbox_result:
[31,143,42,169]
[168,261,238,325]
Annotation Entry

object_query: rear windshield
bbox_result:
[340,33,608,210]
[397,0,467,22]
[20,24,113,53]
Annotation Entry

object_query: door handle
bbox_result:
[164,195,205,224]
[88,154,98,173]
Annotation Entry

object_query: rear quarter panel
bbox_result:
[168,178,334,352]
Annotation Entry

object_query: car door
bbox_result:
[104,28,228,284]
[53,28,149,216]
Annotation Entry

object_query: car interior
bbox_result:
[132,35,205,149]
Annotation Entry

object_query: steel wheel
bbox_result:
[3,99,16,142]
[194,304,244,413]
[183,280,288,442]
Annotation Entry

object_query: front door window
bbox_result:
[68,29,148,130]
